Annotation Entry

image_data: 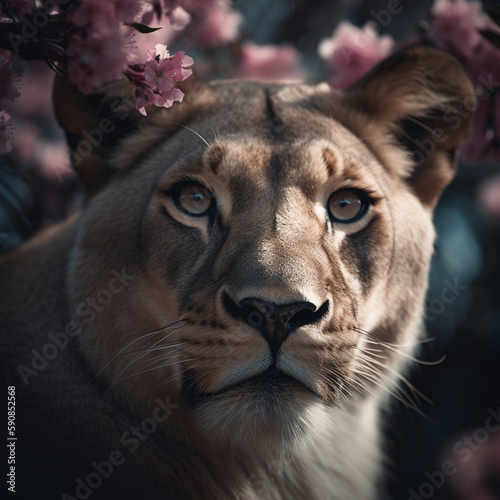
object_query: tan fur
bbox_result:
[1,48,474,499]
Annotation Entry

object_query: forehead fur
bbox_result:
[108,80,411,181]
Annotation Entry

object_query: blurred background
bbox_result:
[1,1,499,499]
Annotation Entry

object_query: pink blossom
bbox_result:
[319,21,395,89]
[37,140,74,184]
[158,0,179,9]
[238,42,304,82]
[162,0,218,10]
[131,10,177,62]
[134,83,157,114]
[114,0,142,24]
[144,56,175,92]
[477,173,500,222]
[183,2,242,48]
[134,82,184,115]
[10,122,73,182]
[3,61,55,119]
[464,38,500,88]
[142,0,195,26]
[426,0,500,166]
[8,122,39,164]
[445,430,500,498]
[461,98,500,164]
[168,50,194,80]
[0,50,27,103]
[429,0,491,59]
[168,6,191,30]
[0,110,13,155]
[129,43,193,115]
[66,26,129,94]
[153,86,184,108]
[70,0,113,29]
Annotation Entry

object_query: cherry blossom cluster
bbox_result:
[318,0,500,164]
[318,21,394,90]
[0,0,198,108]
[125,43,193,115]
[65,0,142,94]
[0,48,27,155]
[61,0,199,109]
[426,0,500,163]
[2,0,500,167]
[0,0,206,155]
[0,49,26,103]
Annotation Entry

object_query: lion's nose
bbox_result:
[222,293,329,357]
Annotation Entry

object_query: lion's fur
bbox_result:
[1,48,474,499]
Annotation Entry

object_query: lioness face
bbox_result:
[67,49,474,449]
[144,118,432,442]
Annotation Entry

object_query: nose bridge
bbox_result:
[222,199,327,306]
[274,185,321,246]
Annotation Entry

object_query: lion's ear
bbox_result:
[345,47,475,208]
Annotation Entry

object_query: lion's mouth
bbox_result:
[235,365,300,392]
[183,365,317,403]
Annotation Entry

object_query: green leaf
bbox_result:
[485,6,500,28]
[127,23,162,34]
[479,29,500,49]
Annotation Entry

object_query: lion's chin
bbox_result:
[187,369,322,455]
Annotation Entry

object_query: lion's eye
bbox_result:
[328,189,369,224]
[175,183,213,216]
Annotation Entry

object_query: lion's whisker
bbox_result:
[355,351,433,404]
[116,355,195,383]
[102,330,184,390]
[354,327,444,366]
[91,321,186,382]
[176,123,210,147]
[152,360,213,392]
[351,353,431,418]
[349,367,425,416]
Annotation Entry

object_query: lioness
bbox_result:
[1,47,474,499]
